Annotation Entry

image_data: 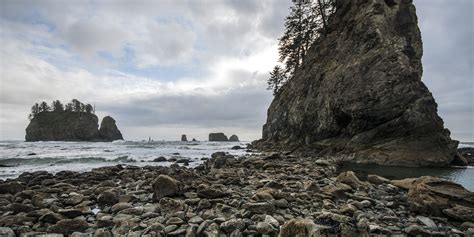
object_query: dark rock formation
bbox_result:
[209,133,228,142]
[99,116,123,141]
[256,0,457,167]
[181,134,188,142]
[458,147,474,165]
[229,135,239,142]
[25,112,123,142]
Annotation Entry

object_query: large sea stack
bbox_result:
[256,0,458,167]
[25,112,123,142]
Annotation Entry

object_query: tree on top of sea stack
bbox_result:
[256,0,458,167]
[25,99,122,142]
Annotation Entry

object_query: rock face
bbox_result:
[209,133,228,142]
[392,176,474,221]
[257,0,457,167]
[181,134,188,142]
[229,135,239,142]
[99,116,123,141]
[25,112,123,142]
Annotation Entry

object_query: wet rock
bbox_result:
[367,174,389,185]
[111,202,133,213]
[8,203,35,213]
[336,171,368,190]
[197,185,229,199]
[47,219,89,235]
[0,227,15,237]
[94,228,113,237]
[153,157,167,162]
[0,181,25,195]
[220,219,245,233]
[404,224,431,236]
[393,176,474,216]
[97,190,119,206]
[416,215,437,229]
[39,212,65,223]
[244,202,275,214]
[256,222,274,235]
[443,204,474,222]
[279,219,319,237]
[152,175,180,201]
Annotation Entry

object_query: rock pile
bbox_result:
[0,153,472,236]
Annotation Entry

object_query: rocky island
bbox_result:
[255,0,459,167]
[25,100,123,142]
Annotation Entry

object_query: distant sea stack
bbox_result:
[256,0,458,167]
[99,116,123,142]
[25,99,123,142]
[209,133,228,142]
[229,135,239,142]
[181,134,188,142]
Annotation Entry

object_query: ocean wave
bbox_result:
[0,156,136,166]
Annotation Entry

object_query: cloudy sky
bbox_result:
[0,0,472,142]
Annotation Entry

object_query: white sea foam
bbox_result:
[0,140,249,179]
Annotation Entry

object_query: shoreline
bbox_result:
[0,152,473,236]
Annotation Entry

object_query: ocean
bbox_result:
[1,140,472,191]
[0,140,248,180]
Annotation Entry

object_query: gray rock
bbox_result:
[256,222,274,234]
[97,190,119,206]
[181,134,188,142]
[229,135,239,142]
[0,227,15,237]
[152,174,180,201]
[255,0,458,167]
[416,215,437,229]
[208,133,228,142]
[47,219,89,235]
[220,219,245,233]
[99,116,123,141]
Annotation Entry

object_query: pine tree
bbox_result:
[52,100,64,112]
[39,101,50,113]
[29,103,40,120]
[85,104,93,113]
[278,0,336,78]
[71,99,83,112]
[65,103,73,112]
[267,65,287,96]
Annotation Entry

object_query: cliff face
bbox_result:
[258,0,458,166]
[25,112,123,142]
[99,116,123,142]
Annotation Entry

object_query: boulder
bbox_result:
[181,134,188,142]
[97,190,119,206]
[229,135,239,142]
[0,181,25,194]
[0,227,15,237]
[152,175,180,201]
[99,116,123,141]
[278,219,320,237]
[458,147,474,165]
[255,0,458,167]
[209,133,228,142]
[336,171,368,190]
[392,176,474,219]
[47,219,89,235]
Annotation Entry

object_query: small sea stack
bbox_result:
[209,133,228,142]
[181,134,188,142]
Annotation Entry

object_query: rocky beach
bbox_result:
[1,151,473,236]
